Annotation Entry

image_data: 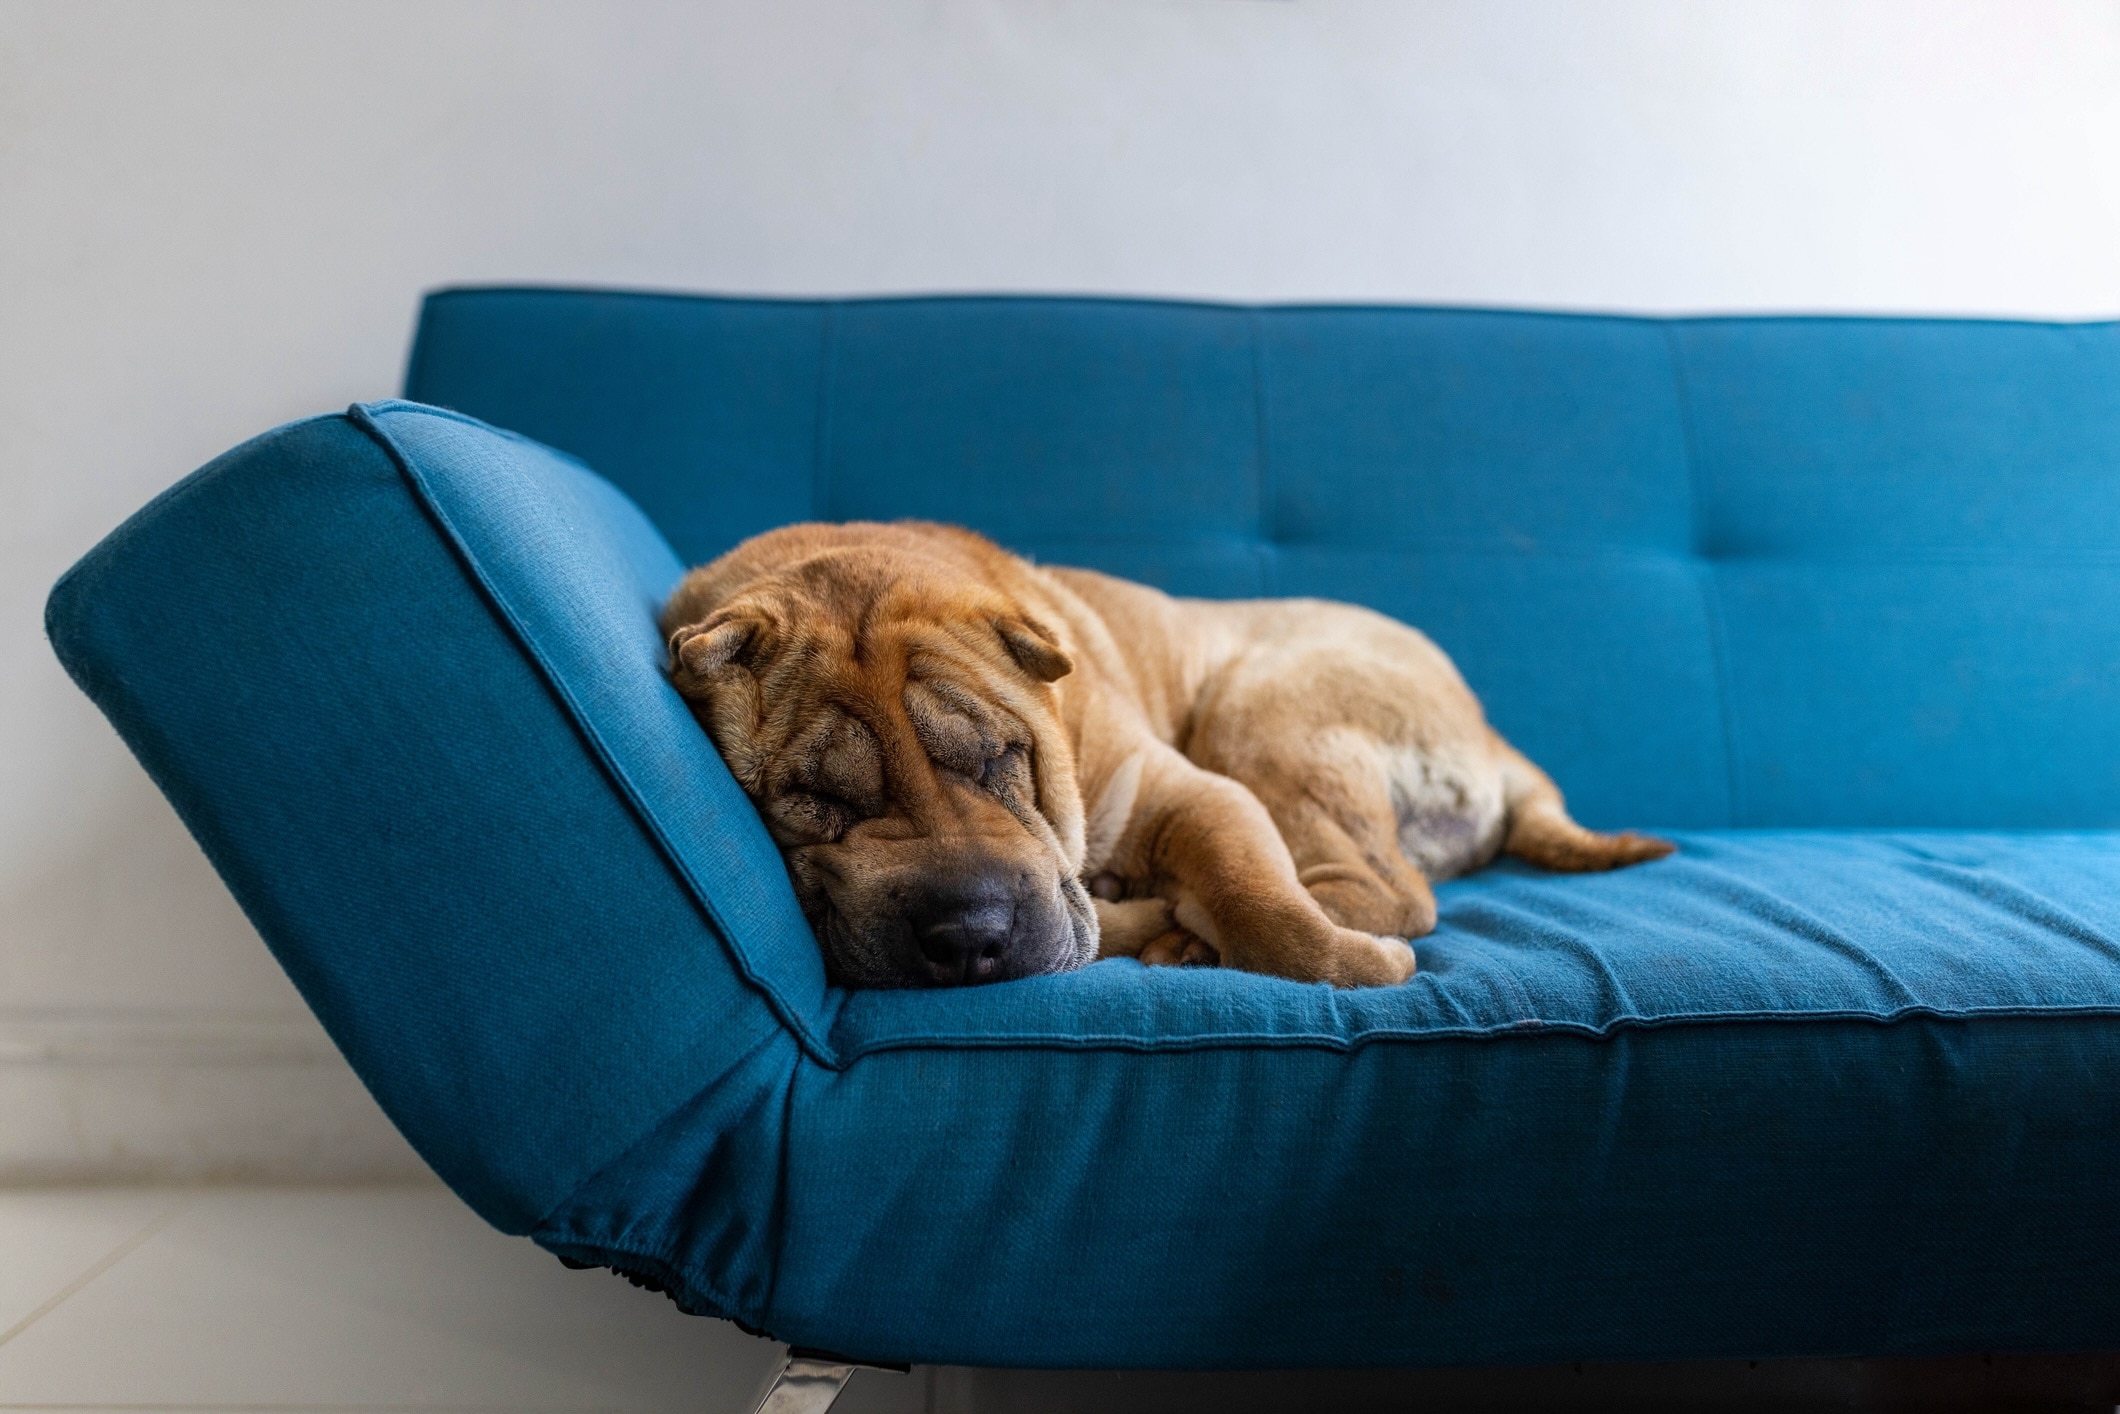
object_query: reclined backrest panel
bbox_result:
[406,288,2120,829]
[45,411,809,1235]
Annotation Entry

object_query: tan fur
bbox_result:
[662,521,1671,989]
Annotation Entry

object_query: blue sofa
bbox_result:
[46,290,2120,1372]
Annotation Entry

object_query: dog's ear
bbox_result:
[669,608,770,689]
[994,615,1072,683]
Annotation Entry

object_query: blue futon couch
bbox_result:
[46,290,2120,1372]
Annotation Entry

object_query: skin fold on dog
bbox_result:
[661,521,1673,989]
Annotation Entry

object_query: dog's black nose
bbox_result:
[912,882,1017,985]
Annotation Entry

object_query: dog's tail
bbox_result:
[1499,740,1675,872]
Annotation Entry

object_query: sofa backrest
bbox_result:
[407,290,2120,830]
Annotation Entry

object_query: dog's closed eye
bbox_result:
[906,679,1014,779]
[980,742,1032,799]
[764,712,884,844]
[813,723,884,816]
[768,791,849,843]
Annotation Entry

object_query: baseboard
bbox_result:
[0,1009,427,1183]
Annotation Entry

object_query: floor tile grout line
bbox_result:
[0,1198,194,1352]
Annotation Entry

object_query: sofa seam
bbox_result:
[826,1000,2120,1063]
[344,403,840,1069]
[524,1018,790,1241]
[1699,578,1744,826]
[810,306,839,519]
[527,1019,787,1229]
[1662,325,1746,828]
[355,398,598,465]
[401,301,440,406]
[1250,308,1279,594]
[762,1041,804,1320]
[528,1023,800,1332]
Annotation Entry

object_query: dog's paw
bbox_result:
[1327,929,1417,987]
[1139,928,1221,969]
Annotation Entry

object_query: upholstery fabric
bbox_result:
[47,292,2120,1369]
[408,291,2120,832]
[826,832,2120,1058]
[543,830,2120,1367]
[44,408,800,1233]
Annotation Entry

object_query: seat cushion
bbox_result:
[539,830,2120,1368]
[826,831,2120,1055]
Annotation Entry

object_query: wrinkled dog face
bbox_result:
[667,558,1098,987]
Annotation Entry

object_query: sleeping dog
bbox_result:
[662,522,1670,988]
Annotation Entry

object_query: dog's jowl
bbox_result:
[663,521,1671,989]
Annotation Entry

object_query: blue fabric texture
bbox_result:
[45,291,2120,1368]
[44,408,798,1234]
[827,832,2120,1056]
[408,292,2120,833]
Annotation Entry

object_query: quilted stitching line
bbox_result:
[1663,324,1746,827]
[810,304,839,520]
[1250,307,1280,594]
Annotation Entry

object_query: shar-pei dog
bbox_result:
[662,521,1671,989]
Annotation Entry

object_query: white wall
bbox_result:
[5,0,2120,1179]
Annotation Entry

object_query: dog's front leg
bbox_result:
[1112,746,1416,987]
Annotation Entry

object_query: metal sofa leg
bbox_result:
[748,1348,906,1414]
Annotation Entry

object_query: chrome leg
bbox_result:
[747,1349,903,1414]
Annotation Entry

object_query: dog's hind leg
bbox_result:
[1225,735,1439,941]
[1097,742,1416,987]
[1499,739,1675,872]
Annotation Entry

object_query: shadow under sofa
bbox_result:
[44,290,2120,1399]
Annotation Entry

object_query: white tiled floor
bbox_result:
[0,1184,927,1414]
